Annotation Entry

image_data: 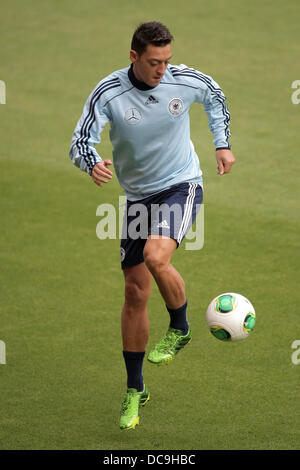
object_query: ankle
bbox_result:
[167,300,189,334]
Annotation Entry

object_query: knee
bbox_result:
[143,245,166,274]
[125,276,151,307]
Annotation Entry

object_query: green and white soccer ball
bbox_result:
[206,293,256,341]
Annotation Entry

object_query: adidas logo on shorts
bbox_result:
[156,220,170,229]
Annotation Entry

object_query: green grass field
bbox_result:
[0,0,299,450]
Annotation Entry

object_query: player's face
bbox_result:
[130,44,172,87]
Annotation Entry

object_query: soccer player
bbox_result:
[69,21,235,430]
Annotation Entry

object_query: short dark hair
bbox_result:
[131,21,173,56]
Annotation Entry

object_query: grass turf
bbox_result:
[0,0,299,450]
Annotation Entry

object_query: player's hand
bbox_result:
[216,149,235,175]
[91,160,113,187]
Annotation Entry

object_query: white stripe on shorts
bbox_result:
[177,183,197,244]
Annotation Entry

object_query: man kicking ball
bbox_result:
[69,21,235,430]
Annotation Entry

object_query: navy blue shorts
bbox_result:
[120,182,203,269]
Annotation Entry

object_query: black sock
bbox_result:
[167,300,189,335]
[123,350,145,392]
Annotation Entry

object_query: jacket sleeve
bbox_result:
[178,65,232,150]
[200,74,231,150]
[69,88,111,175]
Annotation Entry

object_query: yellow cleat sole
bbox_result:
[147,356,173,365]
[120,416,139,430]
[141,393,150,406]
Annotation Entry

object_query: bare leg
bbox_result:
[121,262,152,352]
[143,235,186,309]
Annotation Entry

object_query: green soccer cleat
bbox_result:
[147,327,192,365]
[119,384,150,430]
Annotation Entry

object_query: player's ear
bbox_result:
[130,49,139,63]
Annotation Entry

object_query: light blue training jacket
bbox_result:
[69,63,231,201]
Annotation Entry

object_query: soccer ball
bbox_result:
[206,293,256,341]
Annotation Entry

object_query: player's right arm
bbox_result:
[69,79,116,186]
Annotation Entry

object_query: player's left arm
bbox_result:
[196,72,235,175]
